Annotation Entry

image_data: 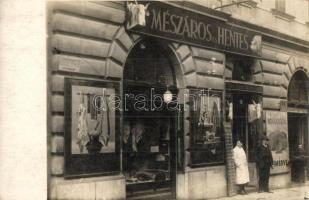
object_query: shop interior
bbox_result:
[228,54,263,187]
[231,93,261,162]
[122,39,178,199]
[228,54,261,162]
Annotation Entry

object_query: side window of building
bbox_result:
[271,0,295,22]
[231,56,254,82]
[275,0,286,12]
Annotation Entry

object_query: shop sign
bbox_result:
[126,1,262,57]
[266,111,289,174]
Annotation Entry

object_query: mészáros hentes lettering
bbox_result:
[150,9,249,51]
[151,9,213,42]
[126,1,261,57]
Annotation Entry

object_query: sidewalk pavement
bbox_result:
[215,183,309,200]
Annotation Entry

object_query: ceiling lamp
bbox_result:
[163,89,173,103]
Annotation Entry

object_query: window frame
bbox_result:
[275,0,286,13]
[64,78,121,178]
[189,89,225,167]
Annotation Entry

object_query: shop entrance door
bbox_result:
[288,113,308,182]
[123,84,177,200]
[122,38,181,199]
[232,92,261,188]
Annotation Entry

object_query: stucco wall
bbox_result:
[193,0,309,41]
[177,166,227,199]
[49,175,126,200]
[270,173,292,189]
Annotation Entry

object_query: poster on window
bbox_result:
[71,85,116,154]
[266,111,289,174]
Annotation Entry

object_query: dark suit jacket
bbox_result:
[123,135,148,171]
[123,134,133,154]
[256,144,273,168]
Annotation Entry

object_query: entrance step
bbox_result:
[127,188,173,200]
[236,185,257,194]
[246,185,257,193]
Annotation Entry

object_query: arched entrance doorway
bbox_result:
[287,70,309,183]
[226,54,263,188]
[122,38,183,199]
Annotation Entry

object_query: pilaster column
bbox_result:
[224,121,237,196]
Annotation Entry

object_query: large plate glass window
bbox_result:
[189,89,225,166]
[64,78,120,178]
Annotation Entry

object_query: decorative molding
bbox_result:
[228,18,309,52]
[271,9,295,22]
[166,1,231,21]
[239,0,258,9]
[288,100,309,109]
[225,80,263,94]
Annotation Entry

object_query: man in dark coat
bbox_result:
[123,121,148,177]
[291,145,307,183]
[256,135,273,193]
[123,121,133,172]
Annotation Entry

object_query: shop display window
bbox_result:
[189,90,225,166]
[64,78,121,178]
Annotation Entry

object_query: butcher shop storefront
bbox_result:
[48,1,309,199]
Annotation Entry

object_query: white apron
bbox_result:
[233,146,250,184]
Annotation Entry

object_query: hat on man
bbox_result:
[260,134,269,141]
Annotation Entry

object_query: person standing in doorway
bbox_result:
[256,135,273,193]
[291,144,307,183]
[122,121,132,172]
[233,140,250,195]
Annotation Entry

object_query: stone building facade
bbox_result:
[47,1,309,199]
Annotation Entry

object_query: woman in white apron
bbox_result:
[233,140,250,195]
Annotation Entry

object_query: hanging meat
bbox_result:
[100,89,111,147]
[85,89,111,153]
[76,95,88,153]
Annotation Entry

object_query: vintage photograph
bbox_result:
[7,0,304,199]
